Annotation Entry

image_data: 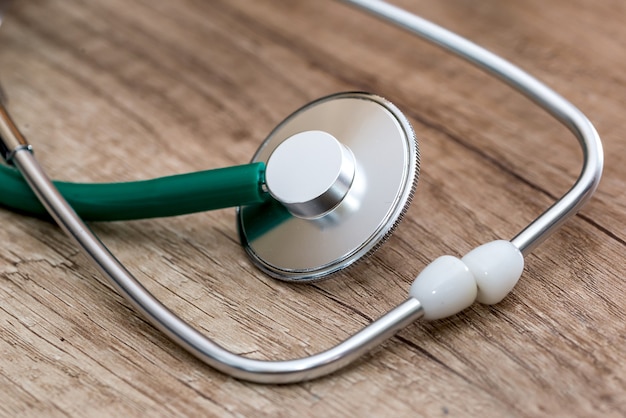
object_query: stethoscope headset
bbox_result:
[0,0,603,383]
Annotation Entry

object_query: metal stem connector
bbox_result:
[0,103,32,163]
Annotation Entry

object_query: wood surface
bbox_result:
[0,0,624,416]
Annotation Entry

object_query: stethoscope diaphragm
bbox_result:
[238,92,419,281]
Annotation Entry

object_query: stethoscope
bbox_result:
[0,0,603,383]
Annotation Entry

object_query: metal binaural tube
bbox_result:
[341,0,604,255]
[11,147,426,384]
[7,147,428,383]
[0,103,31,162]
[1,0,603,384]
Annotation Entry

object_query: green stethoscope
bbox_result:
[0,0,603,383]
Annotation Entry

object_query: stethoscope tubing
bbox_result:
[0,0,604,383]
[0,161,267,221]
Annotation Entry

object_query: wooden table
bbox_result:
[1,1,624,416]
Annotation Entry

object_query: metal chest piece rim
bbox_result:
[238,92,420,282]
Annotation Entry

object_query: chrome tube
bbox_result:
[342,0,604,254]
[8,142,428,384]
[1,0,603,383]
[0,103,30,161]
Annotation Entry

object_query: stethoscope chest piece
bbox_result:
[238,92,419,281]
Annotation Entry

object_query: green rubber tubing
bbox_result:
[0,161,268,221]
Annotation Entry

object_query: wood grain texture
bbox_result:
[0,0,624,416]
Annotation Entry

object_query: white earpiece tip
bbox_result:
[409,256,477,320]
[461,240,524,305]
